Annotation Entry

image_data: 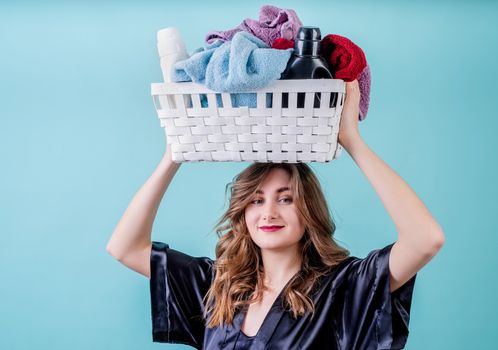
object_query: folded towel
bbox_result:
[321,34,366,82]
[321,34,371,120]
[205,5,302,47]
[173,31,292,107]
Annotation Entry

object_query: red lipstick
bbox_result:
[259,225,284,232]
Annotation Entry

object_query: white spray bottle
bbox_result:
[156,27,190,109]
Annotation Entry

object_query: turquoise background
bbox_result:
[1,0,496,349]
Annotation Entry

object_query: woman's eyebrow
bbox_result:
[255,187,291,194]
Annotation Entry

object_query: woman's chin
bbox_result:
[254,239,299,252]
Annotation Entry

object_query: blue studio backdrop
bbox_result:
[1,1,497,349]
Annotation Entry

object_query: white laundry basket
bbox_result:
[151,79,346,163]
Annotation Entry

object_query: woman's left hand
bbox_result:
[337,80,362,148]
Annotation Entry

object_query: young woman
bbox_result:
[106,80,445,349]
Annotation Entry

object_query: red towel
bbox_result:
[272,38,294,50]
[320,34,367,82]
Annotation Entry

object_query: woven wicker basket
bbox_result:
[151,79,346,163]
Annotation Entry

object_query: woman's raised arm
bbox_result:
[338,80,445,293]
[106,146,181,278]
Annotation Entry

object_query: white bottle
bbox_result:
[156,28,190,160]
[156,27,189,83]
[156,27,191,114]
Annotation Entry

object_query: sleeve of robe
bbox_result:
[149,241,214,349]
[335,242,417,350]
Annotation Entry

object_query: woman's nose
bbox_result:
[262,201,279,219]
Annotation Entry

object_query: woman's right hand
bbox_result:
[164,143,173,161]
[163,143,181,168]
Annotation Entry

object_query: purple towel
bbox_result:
[358,64,371,121]
[205,5,302,47]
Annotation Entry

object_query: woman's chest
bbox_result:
[204,273,345,349]
[205,294,339,349]
[240,292,280,337]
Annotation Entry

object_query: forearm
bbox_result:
[342,135,445,253]
[106,154,181,260]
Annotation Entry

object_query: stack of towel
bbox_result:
[173,31,292,108]
[173,5,372,120]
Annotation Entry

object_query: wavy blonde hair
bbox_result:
[203,162,350,328]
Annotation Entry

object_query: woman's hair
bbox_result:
[203,162,350,328]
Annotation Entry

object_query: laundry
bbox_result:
[272,38,294,50]
[357,64,371,121]
[321,34,371,120]
[173,31,292,107]
[205,5,302,48]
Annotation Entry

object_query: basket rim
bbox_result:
[151,79,346,95]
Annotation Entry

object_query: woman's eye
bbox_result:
[251,197,292,205]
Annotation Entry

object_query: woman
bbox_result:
[106,80,445,349]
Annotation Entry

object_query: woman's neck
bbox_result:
[260,244,302,291]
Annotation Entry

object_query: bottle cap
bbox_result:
[157,27,187,58]
[294,26,322,57]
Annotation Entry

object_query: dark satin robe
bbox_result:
[149,241,416,349]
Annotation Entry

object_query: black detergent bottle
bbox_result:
[280,26,336,108]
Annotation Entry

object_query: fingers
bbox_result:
[345,80,359,93]
[346,79,359,88]
[345,80,360,102]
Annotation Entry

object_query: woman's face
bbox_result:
[244,168,306,251]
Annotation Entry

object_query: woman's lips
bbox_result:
[259,226,284,232]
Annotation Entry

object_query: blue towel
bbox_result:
[172,31,292,107]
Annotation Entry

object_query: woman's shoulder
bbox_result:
[326,243,395,274]
[319,243,397,290]
[323,255,358,276]
[151,241,216,279]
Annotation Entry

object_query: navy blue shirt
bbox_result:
[149,241,416,349]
